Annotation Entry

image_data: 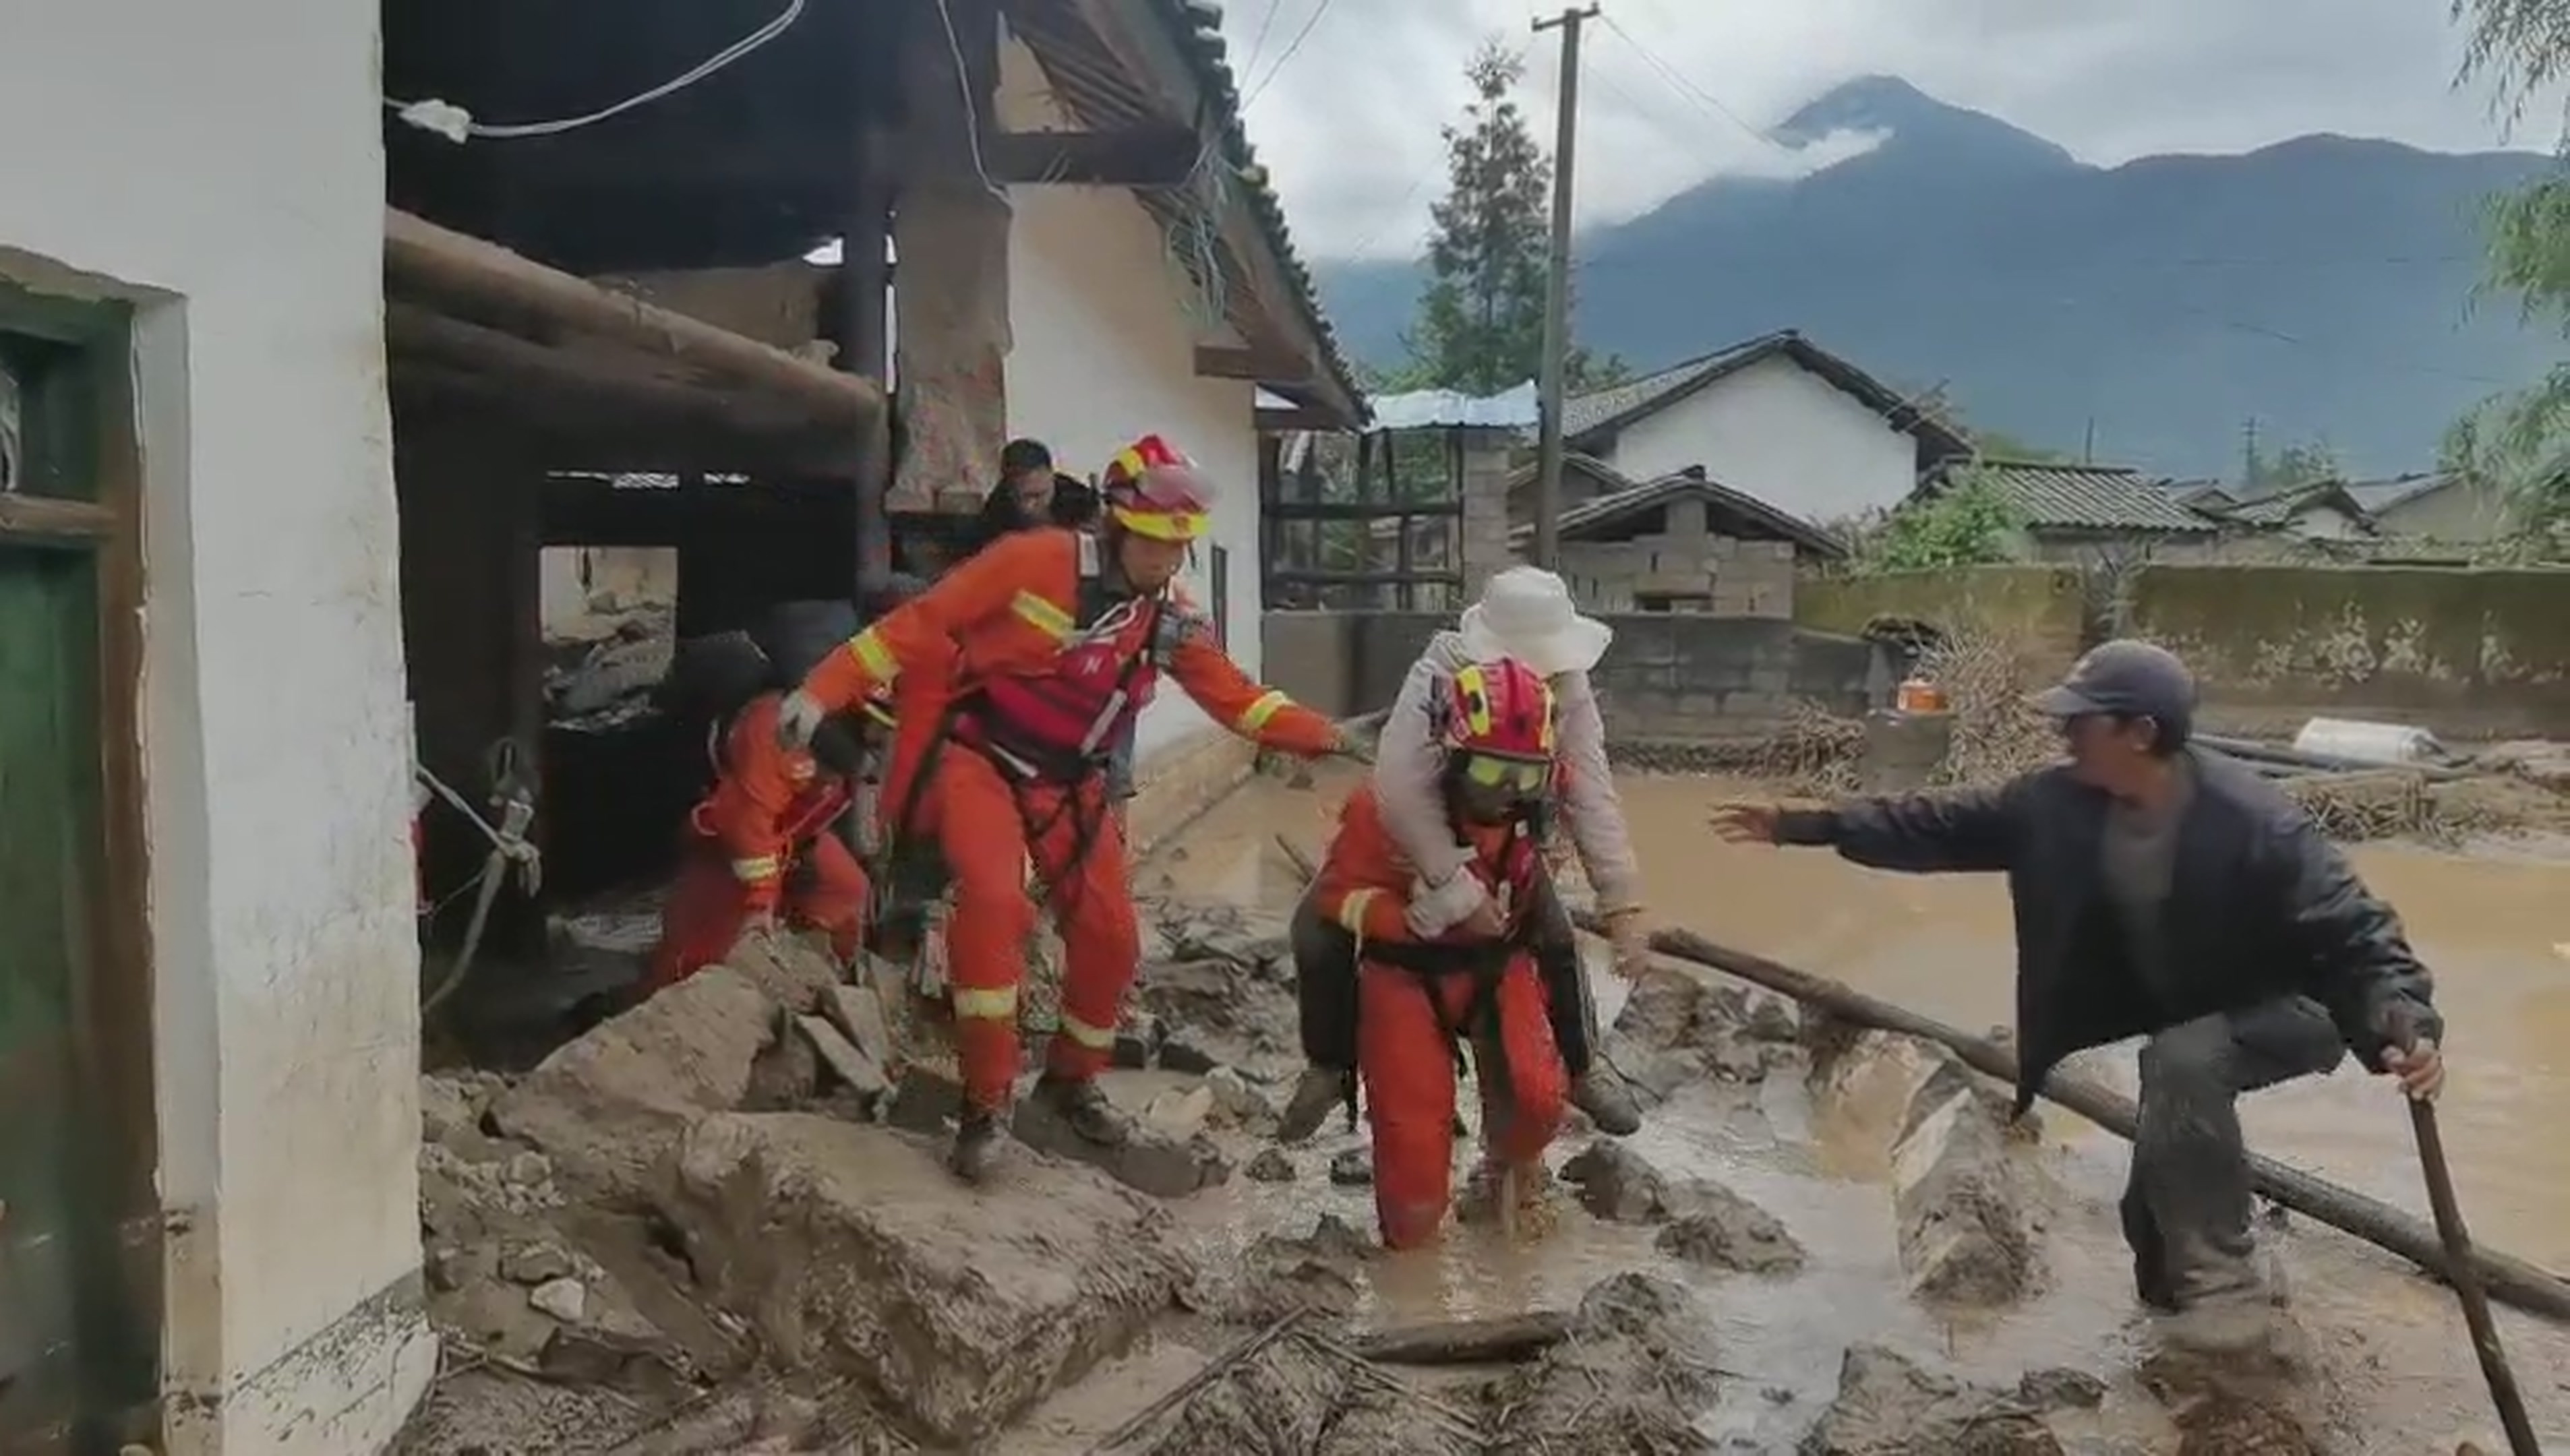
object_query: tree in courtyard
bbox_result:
[2441,0,2570,543]
[1849,466,2024,572]
[1400,42,1630,396]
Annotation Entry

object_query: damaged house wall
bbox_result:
[0,0,436,1450]
[994,34,1265,772]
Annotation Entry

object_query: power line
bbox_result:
[1236,0,1286,82]
[1243,0,1339,109]
[1338,40,1538,261]
[1594,11,1783,156]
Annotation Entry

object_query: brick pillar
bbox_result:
[1456,426,1516,601]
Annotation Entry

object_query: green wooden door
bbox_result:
[0,311,157,1453]
[0,545,102,1449]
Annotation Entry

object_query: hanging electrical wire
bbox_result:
[386,0,806,143]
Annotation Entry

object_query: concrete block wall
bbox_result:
[1263,609,1882,737]
[1458,427,1518,599]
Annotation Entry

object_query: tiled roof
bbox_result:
[1561,330,1974,462]
[2341,472,2457,515]
[1011,0,1367,423]
[1961,460,2215,533]
[1506,462,1848,559]
[2213,481,2376,529]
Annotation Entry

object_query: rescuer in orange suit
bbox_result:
[777,433,1356,1181]
[1304,657,1572,1249]
[641,686,893,999]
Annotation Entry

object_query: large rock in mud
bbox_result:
[656,1112,1188,1446]
[1811,1028,2048,1306]
[1203,1214,1375,1325]
[488,969,777,1203]
[1129,950,1301,1084]
[1600,967,1776,1101]
[1798,1345,2062,1455]
[1888,1076,2045,1304]
[1489,1273,1724,1451]
[1559,1141,1805,1273]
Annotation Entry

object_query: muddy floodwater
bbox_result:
[1104,763,2570,1453]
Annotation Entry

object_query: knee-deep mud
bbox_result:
[402,764,2570,1453]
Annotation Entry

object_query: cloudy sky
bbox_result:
[1222,0,2561,260]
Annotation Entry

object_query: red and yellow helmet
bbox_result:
[1099,434,1212,543]
[1444,657,1557,793]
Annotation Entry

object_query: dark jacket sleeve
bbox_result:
[1776,778,2022,874]
[2267,812,2441,1068]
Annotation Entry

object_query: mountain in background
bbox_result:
[1313,76,2559,479]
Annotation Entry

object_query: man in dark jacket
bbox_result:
[971,438,1098,553]
[1712,640,2445,1341]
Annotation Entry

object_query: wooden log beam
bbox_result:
[383,208,883,429]
[1195,342,1313,384]
[984,125,1203,185]
[1256,404,1342,433]
[1350,1311,1572,1366]
[1584,911,2570,1327]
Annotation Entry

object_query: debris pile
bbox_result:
[398,891,2399,1454]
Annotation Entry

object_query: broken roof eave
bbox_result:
[1018,0,1366,428]
[382,208,883,474]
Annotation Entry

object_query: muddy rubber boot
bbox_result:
[1031,1074,1133,1147]
[1571,1068,1642,1136]
[1276,1067,1354,1145]
[949,1110,1006,1184]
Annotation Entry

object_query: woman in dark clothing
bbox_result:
[972,438,1098,552]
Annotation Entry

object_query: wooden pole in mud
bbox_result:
[1267,831,2570,1323]
[1587,911,2570,1329]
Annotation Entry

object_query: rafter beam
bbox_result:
[984,126,1203,186]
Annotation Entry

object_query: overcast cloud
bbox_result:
[1222,0,2562,260]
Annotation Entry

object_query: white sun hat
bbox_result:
[1456,566,1613,677]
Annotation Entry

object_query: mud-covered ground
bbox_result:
[396,765,2570,1454]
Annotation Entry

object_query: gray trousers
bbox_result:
[2122,996,2345,1308]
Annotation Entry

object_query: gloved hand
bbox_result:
[1604,906,1652,980]
[1327,729,1375,765]
[776,689,827,750]
[1404,869,1491,938]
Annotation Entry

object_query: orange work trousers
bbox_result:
[916,746,1139,1114]
[642,832,868,998]
[1357,953,1567,1250]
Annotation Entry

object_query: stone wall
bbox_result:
[1795,566,2087,677]
[1557,499,1798,617]
[2124,564,2570,739]
[1262,610,1886,737]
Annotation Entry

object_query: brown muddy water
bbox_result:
[1025,764,2570,1453]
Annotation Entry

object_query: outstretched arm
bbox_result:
[1768,780,2024,874]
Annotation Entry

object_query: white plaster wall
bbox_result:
[2380,479,2512,542]
[1598,355,1920,521]
[995,37,1263,767]
[0,3,434,1451]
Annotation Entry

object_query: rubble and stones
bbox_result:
[1559,1139,1804,1272]
[657,1112,1189,1445]
[1245,1147,1297,1182]
[1798,1345,2062,1455]
[1598,965,1782,1103]
[1487,1273,1725,1451]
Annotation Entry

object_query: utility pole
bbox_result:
[1530,3,1598,572]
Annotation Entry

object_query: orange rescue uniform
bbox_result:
[800,528,1339,1113]
[645,692,869,996]
[1307,784,1569,1249]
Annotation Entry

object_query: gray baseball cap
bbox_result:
[2033,639,2197,726]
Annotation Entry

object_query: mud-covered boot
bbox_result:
[949,1110,1006,1184]
[1030,1073,1133,1147]
[1571,1068,1642,1136]
[1276,1067,1354,1145]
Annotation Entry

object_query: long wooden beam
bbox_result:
[984,126,1202,186]
[383,208,883,430]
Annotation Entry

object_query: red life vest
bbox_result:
[963,541,1184,780]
